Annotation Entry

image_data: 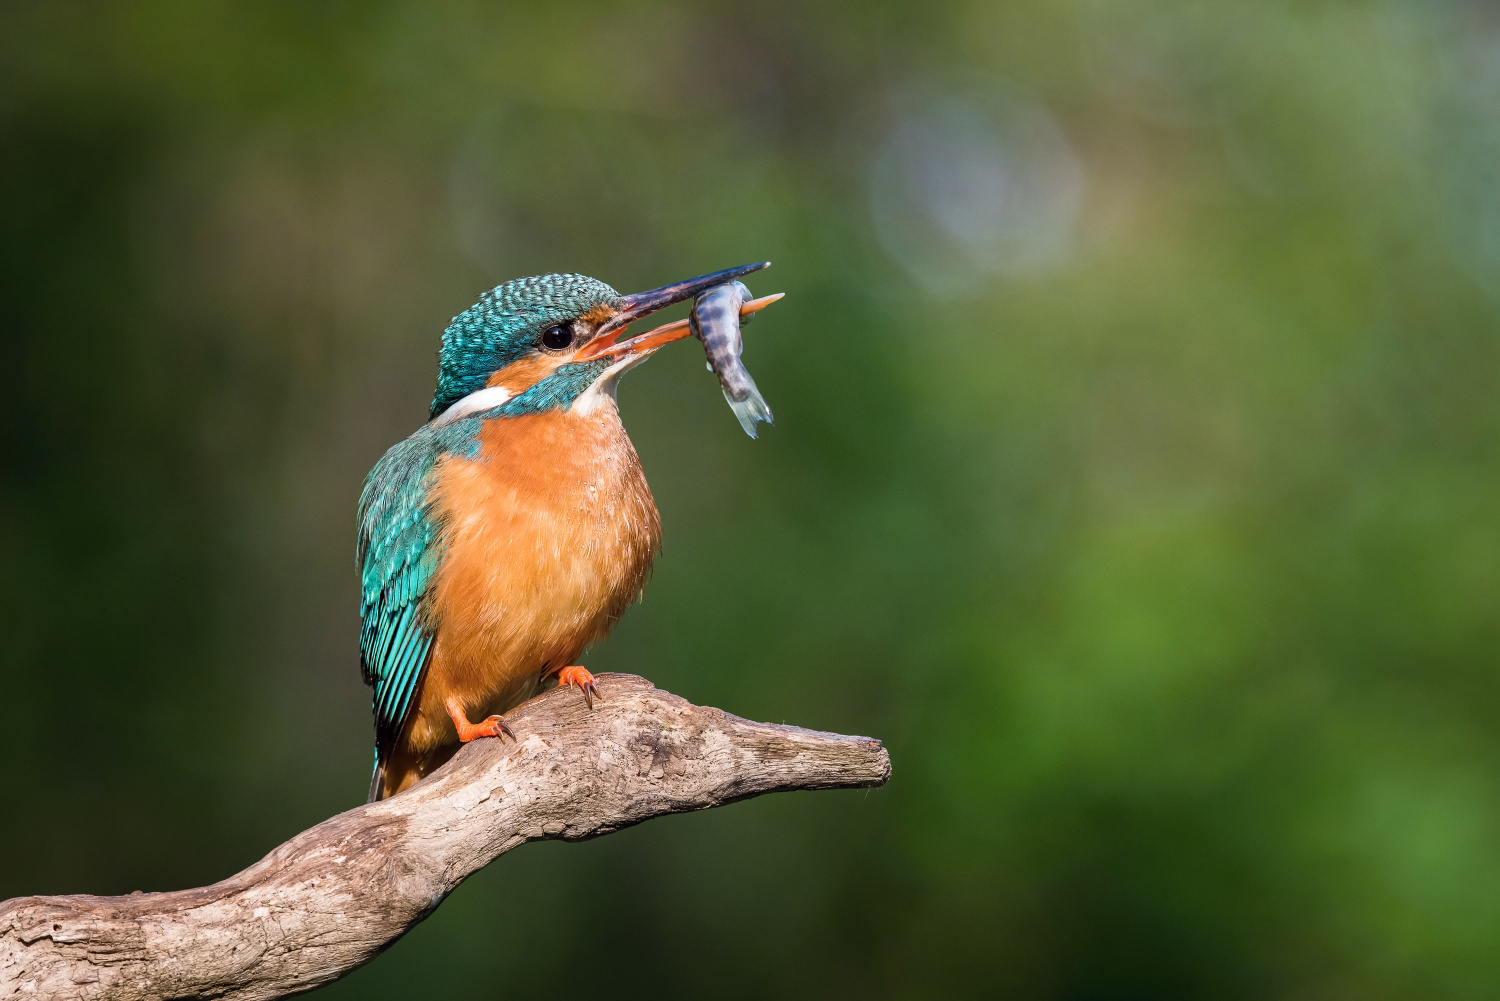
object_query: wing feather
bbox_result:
[357,416,489,799]
[357,423,461,764]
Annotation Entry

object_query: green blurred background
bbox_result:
[4,1,1500,997]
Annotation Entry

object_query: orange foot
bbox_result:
[446,695,514,743]
[557,666,600,709]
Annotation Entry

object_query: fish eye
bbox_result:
[542,324,573,350]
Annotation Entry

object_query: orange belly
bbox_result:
[388,406,660,791]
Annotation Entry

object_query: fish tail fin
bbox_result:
[726,384,774,438]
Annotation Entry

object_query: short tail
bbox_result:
[368,745,452,801]
[367,752,385,803]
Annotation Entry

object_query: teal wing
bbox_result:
[357,426,449,777]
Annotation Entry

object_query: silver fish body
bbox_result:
[689,280,774,438]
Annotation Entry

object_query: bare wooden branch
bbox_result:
[0,674,890,1000]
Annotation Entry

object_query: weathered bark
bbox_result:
[0,674,890,1000]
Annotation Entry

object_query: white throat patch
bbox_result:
[570,354,648,418]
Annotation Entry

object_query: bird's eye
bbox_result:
[542,324,573,350]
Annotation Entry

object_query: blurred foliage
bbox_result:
[4,1,1500,998]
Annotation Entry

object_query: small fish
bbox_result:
[690,281,781,438]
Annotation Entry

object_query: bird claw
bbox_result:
[446,695,514,743]
[457,714,513,743]
[557,666,600,709]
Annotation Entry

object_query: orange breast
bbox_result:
[402,406,660,759]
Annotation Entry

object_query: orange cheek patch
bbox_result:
[486,354,562,395]
[581,303,617,324]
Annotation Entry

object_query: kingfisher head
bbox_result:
[429,262,770,424]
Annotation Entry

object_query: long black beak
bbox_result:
[596,261,770,339]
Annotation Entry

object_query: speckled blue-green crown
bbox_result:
[430,273,620,418]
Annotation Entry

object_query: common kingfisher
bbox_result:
[359,262,774,801]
